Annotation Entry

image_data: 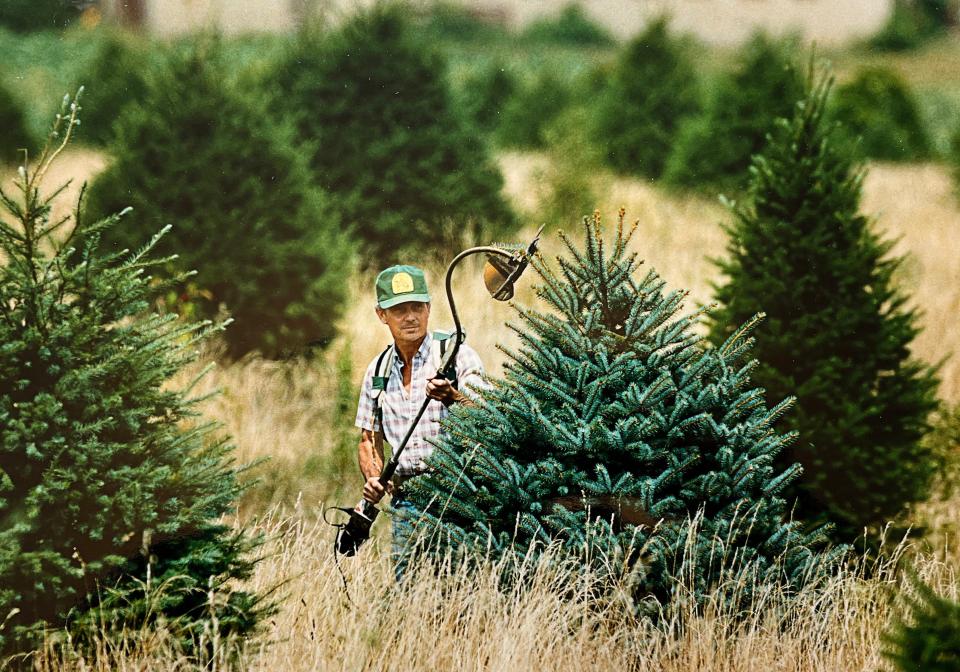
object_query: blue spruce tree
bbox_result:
[399,212,843,606]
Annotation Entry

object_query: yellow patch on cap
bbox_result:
[392,272,414,294]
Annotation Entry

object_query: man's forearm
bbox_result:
[358,429,384,480]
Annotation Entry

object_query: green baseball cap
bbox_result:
[375,264,431,309]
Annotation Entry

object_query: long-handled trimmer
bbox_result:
[331,226,544,557]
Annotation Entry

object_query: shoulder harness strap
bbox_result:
[431,329,459,390]
[371,344,393,430]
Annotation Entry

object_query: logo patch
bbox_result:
[392,272,414,294]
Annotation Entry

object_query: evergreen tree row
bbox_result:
[79,7,515,358]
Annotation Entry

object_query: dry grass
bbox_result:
[21,504,960,671]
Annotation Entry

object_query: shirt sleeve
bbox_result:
[456,344,489,399]
[355,358,380,432]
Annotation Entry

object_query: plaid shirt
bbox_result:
[355,332,487,476]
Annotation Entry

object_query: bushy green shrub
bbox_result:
[832,66,930,161]
[884,574,960,671]
[271,6,514,261]
[664,33,803,193]
[416,2,509,43]
[86,43,353,359]
[0,0,76,33]
[520,4,614,47]
[0,97,264,655]
[400,212,844,609]
[708,75,939,543]
[592,17,700,179]
[497,68,576,149]
[870,0,949,52]
[72,30,153,147]
[0,77,33,164]
[456,61,519,134]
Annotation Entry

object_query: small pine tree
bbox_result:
[0,78,33,165]
[271,6,514,262]
[86,42,353,359]
[0,94,263,655]
[496,68,575,150]
[664,33,804,192]
[400,212,843,607]
[520,4,614,47]
[884,574,960,672]
[593,17,700,179]
[708,74,939,542]
[831,66,930,162]
[455,61,518,135]
[72,31,153,147]
[870,0,950,52]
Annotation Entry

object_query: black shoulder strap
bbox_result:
[371,344,393,431]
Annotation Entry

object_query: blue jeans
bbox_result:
[390,492,416,582]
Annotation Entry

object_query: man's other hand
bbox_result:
[362,476,392,504]
[426,376,458,406]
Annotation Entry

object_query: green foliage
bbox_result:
[86,42,353,359]
[831,66,930,161]
[0,77,33,164]
[497,68,576,149]
[664,33,803,193]
[708,75,939,543]
[534,107,602,227]
[884,574,960,671]
[271,6,514,262]
[593,17,700,179]
[0,96,264,655]
[0,0,76,33]
[870,0,950,52]
[400,212,844,608]
[455,61,519,134]
[416,2,509,43]
[72,31,153,147]
[520,4,614,47]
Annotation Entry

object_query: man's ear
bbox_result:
[375,306,388,325]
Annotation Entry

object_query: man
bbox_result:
[354,264,486,572]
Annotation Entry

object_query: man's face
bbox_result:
[376,301,430,346]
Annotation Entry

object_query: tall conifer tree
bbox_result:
[400,212,842,607]
[87,42,352,359]
[271,6,514,262]
[593,17,700,179]
[0,95,263,654]
[708,75,939,541]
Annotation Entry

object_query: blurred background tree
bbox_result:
[72,30,153,147]
[86,42,353,359]
[884,573,960,671]
[0,78,33,164]
[592,17,700,179]
[831,66,931,162]
[519,3,614,48]
[270,5,514,263]
[664,33,804,193]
